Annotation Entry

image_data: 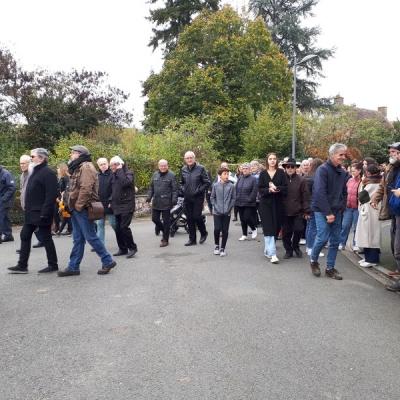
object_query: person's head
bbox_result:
[241,163,251,176]
[328,143,347,167]
[97,157,109,173]
[30,148,49,166]
[250,160,260,174]
[301,159,311,175]
[351,162,363,178]
[388,142,400,164]
[158,159,169,173]
[220,161,229,169]
[19,155,31,172]
[218,167,230,183]
[184,151,196,167]
[283,158,297,176]
[366,163,380,177]
[310,158,324,175]
[363,157,376,170]
[109,156,124,173]
[57,163,69,178]
[69,145,90,161]
[266,153,278,170]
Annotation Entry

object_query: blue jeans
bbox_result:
[264,236,276,257]
[311,211,342,269]
[339,208,359,247]
[95,213,116,244]
[68,209,113,271]
[306,213,317,249]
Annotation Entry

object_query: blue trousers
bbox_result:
[339,208,359,247]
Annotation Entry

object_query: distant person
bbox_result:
[0,164,16,243]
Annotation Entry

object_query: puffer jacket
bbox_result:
[68,161,99,212]
[180,163,210,201]
[210,181,236,215]
[147,170,178,210]
[111,166,135,215]
[235,174,258,207]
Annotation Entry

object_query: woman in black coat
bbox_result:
[258,153,288,263]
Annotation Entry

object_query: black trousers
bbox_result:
[152,209,171,241]
[185,197,207,242]
[282,215,304,253]
[115,213,137,252]
[19,223,58,268]
[213,214,231,249]
[237,206,256,236]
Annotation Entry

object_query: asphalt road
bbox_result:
[1,219,400,400]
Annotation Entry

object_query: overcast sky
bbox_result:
[1,0,399,126]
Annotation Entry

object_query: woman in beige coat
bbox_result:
[355,164,382,267]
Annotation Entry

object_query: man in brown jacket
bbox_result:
[58,145,116,277]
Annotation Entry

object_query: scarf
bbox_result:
[68,154,92,175]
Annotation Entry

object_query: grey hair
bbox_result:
[31,148,49,161]
[20,154,31,163]
[328,143,347,157]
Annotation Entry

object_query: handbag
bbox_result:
[87,201,104,221]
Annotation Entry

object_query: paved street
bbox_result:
[1,219,400,400]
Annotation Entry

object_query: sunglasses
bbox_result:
[285,165,296,169]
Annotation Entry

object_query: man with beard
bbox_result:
[371,143,400,290]
[7,148,58,273]
[58,145,116,276]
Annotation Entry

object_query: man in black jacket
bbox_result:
[8,148,59,274]
[180,151,210,246]
[147,159,178,247]
[110,156,137,258]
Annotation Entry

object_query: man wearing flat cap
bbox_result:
[57,145,116,276]
[371,142,400,291]
[8,148,59,274]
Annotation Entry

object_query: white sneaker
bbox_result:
[238,235,247,241]
[306,248,312,256]
[359,261,376,268]
[271,255,279,264]
[299,238,306,245]
[213,246,220,255]
[338,244,344,250]
[220,248,226,257]
[319,252,325,257]
[353,246,360,252]
[264,253,272,259]
[251,230,258,239]
[358,258,365,264]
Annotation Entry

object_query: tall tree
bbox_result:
[249,0,334,110]
[148,0,221,53]
[143,6,291,160]
[0,47,132,149]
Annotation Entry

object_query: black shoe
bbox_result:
[294,248,303,258]
[32,242,44,248]
[232,218,238,222]
[199,232,208,244]
[16,249,20,254]
[8,265,28,274]
[283,252,293,259]
[57,268,80,277]
[98,260,116,275]
[310,261,321,277]
[386,280,400,292]
[38,266,59,273]
[126,249,137,258]
[325,268,343,280]
[2,235,14,242]
[113,250,128,256]
[184,241,197,246]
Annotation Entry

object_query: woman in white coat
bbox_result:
[355,164,382,267]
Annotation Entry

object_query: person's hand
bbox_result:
[326,214,335,223]
[370,201,378,209]
[304,214,311,220]
[391,188,400,198]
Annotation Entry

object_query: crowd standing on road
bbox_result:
[3,141,400,291]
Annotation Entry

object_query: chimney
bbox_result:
[377,106,387,118]
[334,95,344,106]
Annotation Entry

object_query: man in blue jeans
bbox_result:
[310,143,349,280]
[58,145,116,277]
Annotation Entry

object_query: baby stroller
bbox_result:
[169,197,207,237]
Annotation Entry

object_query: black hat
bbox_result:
[388,142,400,151]
[282,157,297,168]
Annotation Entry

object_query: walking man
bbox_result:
[180,151,210,246]
[0,164,16,243]
[58,145,116,276]
[309,143,348,280]
[147,159,178,247]
[8,148,58,273]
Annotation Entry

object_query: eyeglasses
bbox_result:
[30,155,37,159]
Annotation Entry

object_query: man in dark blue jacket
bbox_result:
[310,143,348,280]
[0,165,16,243]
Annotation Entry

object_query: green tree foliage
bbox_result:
[249,0,334,110]
[0,47,132,151]
[299,105,395,162]
[143,6,291,160]
[148,0,221,54]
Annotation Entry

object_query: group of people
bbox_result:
[2,142,400,290]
